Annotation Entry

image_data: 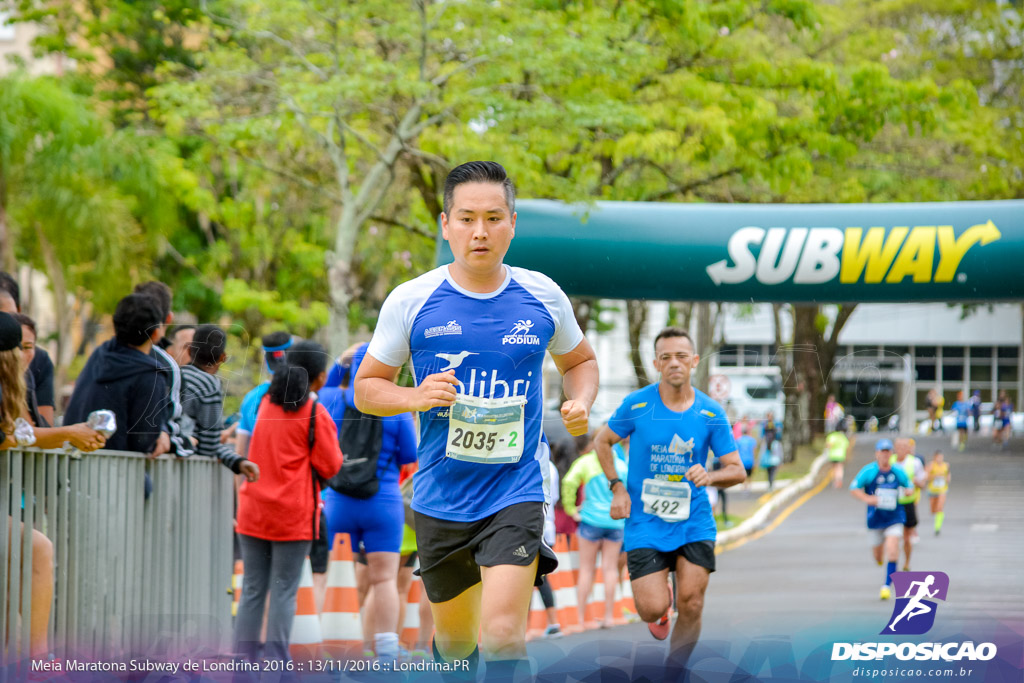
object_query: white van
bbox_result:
[707,366,785,421]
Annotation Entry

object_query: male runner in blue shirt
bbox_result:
[355,161,599,679]
[594,327,744,672]
[850,438,911,600]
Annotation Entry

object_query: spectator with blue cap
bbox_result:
[235,331,292,459]
[849,437,911,600]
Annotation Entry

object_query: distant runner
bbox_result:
[925,451,950,536]
[951,391,970,452]
[824,429,852,489]
[849,438,911,600]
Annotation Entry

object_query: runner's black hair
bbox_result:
[443,161,516,216]
[653,326,695,352]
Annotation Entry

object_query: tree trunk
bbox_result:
[0,173,15,273]
[792,305,822,446]
[570,297,596,336]
[693,302,712,394]
[626,299,650,388]
[667,301,693,329]
[34,224,73,398]
[327,200,363,356]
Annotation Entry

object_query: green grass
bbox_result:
[714,513,742,531]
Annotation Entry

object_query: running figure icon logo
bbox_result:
[882,571,950,635]
[502,319,541,346]
[510,319,534,335]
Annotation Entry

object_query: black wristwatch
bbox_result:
[608,477,624,492]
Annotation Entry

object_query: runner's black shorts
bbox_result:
[627,540,716,580]
[900,502,918,529]
[414,501,558,603]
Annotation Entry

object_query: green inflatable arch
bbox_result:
[436,199,1024,302]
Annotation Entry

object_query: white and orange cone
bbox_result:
[290,557,324,660]
[321,534,362,658]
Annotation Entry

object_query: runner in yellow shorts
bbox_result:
[925,451,951,536]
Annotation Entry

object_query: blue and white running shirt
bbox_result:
[607,384,737,552]
[850,462,911,529]
[367,265,584,522]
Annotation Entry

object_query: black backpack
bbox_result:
[324,403,389,499]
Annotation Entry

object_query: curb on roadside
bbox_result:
[717,452,830,547]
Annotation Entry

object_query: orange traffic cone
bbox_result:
[552,535,580,632]
[290,557,323,660]
[231,559,243,618]
[568,534,581,583]
[401,560,423,648]
[616,569,638,623]
[526,588,548,640]
[321,533,362,658]
[585,562,606,625]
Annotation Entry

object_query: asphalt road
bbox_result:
[524,433,1024,681]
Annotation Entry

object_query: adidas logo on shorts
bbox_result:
[512,545,529,559]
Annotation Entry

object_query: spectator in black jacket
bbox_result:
[64,294,169,454]
[133,281,193,458]
[0,272,55,426]
[180,324,259,481]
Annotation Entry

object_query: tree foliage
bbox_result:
[3,0,1021,408]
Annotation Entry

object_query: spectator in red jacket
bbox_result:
[235,340,343,664]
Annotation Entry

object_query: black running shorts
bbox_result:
[414,501,558,603]
[901,501,919,529]
[627,540,716,580]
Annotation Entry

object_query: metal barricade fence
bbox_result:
[2,447,235,665]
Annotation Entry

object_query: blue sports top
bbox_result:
[237,382,271,436]
[366,265,584,522]
[607,384,737,552]
[850,462,911,529]
[952,400,970,425]
[736,435,757,469]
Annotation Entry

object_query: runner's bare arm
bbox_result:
[354,352,460,416]
[849,487,877,506]
[594,425,623,480]
[689,450,745,488]
[551,338,599,437]
[595,425,630,519]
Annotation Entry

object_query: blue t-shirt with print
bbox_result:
[608,384,737,552]
[366,265,584,523]
[850,462,911,529]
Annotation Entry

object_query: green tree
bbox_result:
[0,73,188,380]
[151,0,548,352]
